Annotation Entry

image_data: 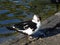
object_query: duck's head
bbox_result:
[32,14,41,23]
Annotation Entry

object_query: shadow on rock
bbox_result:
[31,22,60,38]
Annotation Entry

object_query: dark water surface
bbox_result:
[0,0,33,43]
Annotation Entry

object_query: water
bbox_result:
[0,10,9,14]
[0,0,33,43]
[7,13,14,17]
[0,19,20,24]
[0,27,15,34]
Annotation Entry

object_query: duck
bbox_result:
[6,15,42,39]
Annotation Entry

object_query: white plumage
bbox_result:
[6,15,41,38]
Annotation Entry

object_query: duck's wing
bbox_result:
[6,21,37,31]
[13,21,37,31]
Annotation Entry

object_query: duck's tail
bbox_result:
[6,26,16,31]
[6,26,28,35]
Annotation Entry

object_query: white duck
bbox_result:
[6,15,41,39]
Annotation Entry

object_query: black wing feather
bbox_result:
[14,21,37,31]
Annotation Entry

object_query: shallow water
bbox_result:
[0,19,20,24]
[0,27,14,34]
[0,0,33,43]
[0,10,9,14]
[7,13,14,17]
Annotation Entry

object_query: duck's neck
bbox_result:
[36,21,41,28]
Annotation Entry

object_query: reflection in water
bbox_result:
[0,19,21,24]
[0,27,15,34]
[0,10,9,14]
[7,13,14,17]
[12,0,33,5]
[0,27,18,43]
[0,0,33,43]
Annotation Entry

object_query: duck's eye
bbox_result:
[39,17,41,20]
[37,19,39,22]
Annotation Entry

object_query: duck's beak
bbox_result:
[39,16,41,20]
[6,26,15,30]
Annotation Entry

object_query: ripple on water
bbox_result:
[7,13,14,17]
[0,27,16,43]
[0,27,15,34]
[0,19,21,24]
[0,10,9,14]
